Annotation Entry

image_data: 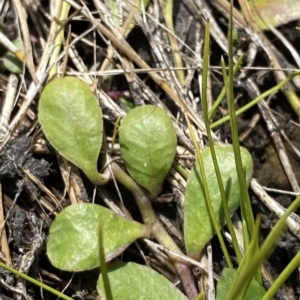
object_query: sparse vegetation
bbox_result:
[0,0,300,299]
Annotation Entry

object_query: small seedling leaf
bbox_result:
[3,37,23,73]
[38,76,108,185]
[97,261,188,300]
[184,145,253,259]
[216,268,266,300]
[119,105,177,197]
[47,203,149,271]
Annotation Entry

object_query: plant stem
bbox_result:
[225,194,300,300]
[110,162,198,300]
[210,70,300,129]
[0,262,73,300]
[201,21,237,267]
[98,221,113,300]
[261,251,300,300]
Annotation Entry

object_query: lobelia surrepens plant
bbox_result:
[38,76,253,300]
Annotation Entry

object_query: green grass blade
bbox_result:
[225,216,261,300]
[226,194,300,299]
[224,0,261,283]
[182,21,232,267]
[0,261,73,300]
[261,251,300,300]
[186,114,232,265]
[163,0,185,85]
[98,221,114,300]
[226,0,255,244]
[202,22,242,266]
[211,70,300,129]
[208,55,244,121]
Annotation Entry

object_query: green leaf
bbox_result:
[184,145,253,259]
[3,37,23,73]
[97,261,188,300]
[119,105,177,197]
[216,268,266,300]
[47,203,149,271]
[38,76,108,185]
[120,96,135,113]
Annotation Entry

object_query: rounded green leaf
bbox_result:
[47,203,149,271]
[97,261,188,300]
[119,105,177,197]
[184,145,253,259]
[3,37,24,73]
[216,268,266,300]
[38,76,107,185]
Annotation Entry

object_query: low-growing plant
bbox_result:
[36,74,255,299]
[35,7,300,296]
[2,1,300,299]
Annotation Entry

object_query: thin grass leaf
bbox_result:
[98,221,113,300]
[201,22,233,268]
[204,41,243,265]
[208,55,244,121]
[226,0,256,248]
[261,251,300,300]
[0,262,73,300]
[210,70,300,129]
[225,194,300,299]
